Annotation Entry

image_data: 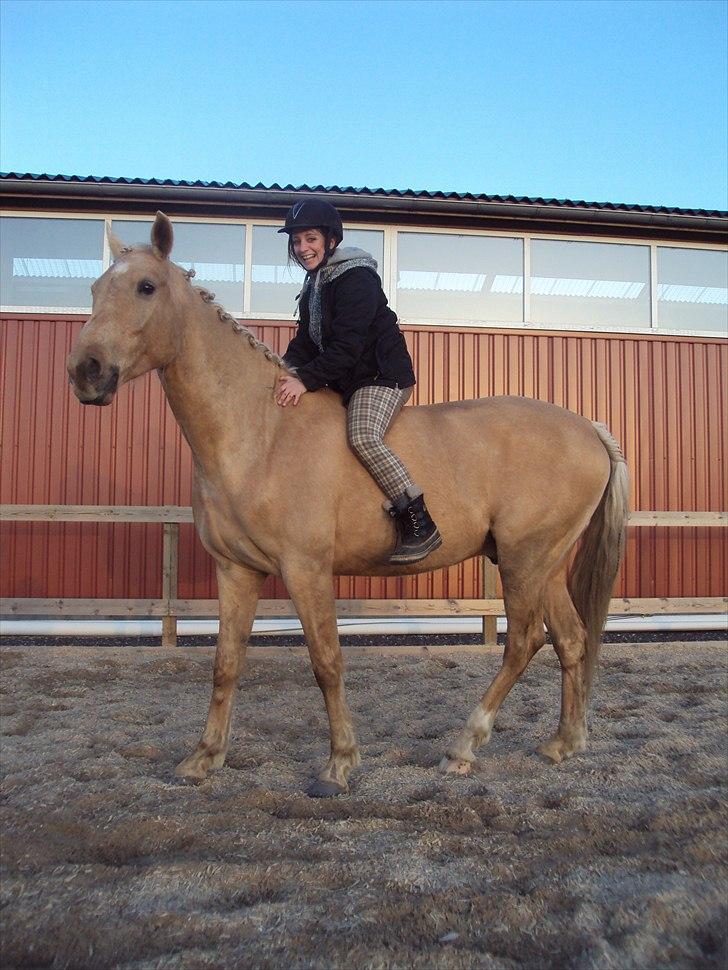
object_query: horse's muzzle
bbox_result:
[67,354,120,406]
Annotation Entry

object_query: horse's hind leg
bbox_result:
[176,561,265,781]
[537,568,589,763]
[283,562,360,798]
[440,587,546,774]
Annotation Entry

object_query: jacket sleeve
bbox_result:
[295,268,378,391]
[281,322,318,372]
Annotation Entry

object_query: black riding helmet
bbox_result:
[278,199,344,245]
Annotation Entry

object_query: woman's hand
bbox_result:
[275,374,307,407]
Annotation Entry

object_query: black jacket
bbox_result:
[282,266,415,406]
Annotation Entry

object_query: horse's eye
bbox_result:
[137,279,156,296]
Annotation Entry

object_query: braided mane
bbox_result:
[178,264,285,367]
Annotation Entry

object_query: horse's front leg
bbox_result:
[175,561,266,781]
[283,562,360,797]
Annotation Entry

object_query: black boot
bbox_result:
[386,487,442,565]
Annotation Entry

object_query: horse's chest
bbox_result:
[193,498,278,575]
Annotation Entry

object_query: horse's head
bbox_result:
[67,212,182,405]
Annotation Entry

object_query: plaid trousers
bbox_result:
[347,385,414,501]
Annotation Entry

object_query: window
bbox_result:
[250,226,384,315]
[0,216,104,310]
[657,247,728,333]
[2,212,725,337]
[344,228,384,271]
[111,220,245,314]
[530,239,651,328]
[396,232,523,323]
[250,225,304,315]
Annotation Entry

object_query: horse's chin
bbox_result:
[79,390,116,407]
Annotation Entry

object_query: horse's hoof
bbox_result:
[175,756,211,782]
[174,766,207,783]
[308,778,347,798]
[173,771,204,786]
[537,741,564,764]
[439,756,473,775]
[537,733,586,764]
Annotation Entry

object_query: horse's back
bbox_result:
[390,394,608,490]
[326,394,612,577]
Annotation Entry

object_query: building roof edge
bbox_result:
[1,173,726,236]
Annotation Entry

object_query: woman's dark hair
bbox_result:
[287,227,340,271]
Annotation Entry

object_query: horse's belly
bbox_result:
[331,504,489,578]
[332,541,485,578]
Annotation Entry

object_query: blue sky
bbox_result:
[1,0,726,210]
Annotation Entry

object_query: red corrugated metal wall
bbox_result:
[2,313,726,602]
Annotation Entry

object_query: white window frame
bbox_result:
[523,232,654,333]
[392,226,526,326]
[392,224,726,339]
[0,210,107,314]
[1,209,725,340]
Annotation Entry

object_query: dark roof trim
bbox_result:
[1,172,726,236]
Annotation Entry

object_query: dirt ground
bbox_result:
[0,640,726,970]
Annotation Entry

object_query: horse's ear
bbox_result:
[106,224,126,262]
[151,211,174,259]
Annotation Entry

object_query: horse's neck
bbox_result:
[160,300,280,476]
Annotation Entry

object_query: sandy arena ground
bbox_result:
[0,640,726,970]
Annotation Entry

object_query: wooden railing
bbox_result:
[1,505,726,648]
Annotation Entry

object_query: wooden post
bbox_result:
[162,522,179,648]
[481,557,498,647]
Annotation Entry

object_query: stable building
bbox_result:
[1,173,726,633]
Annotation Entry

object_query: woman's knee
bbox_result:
[347,426,381,457]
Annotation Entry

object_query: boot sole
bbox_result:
[388,533,443,565]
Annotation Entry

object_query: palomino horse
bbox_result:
[67,213,629,797]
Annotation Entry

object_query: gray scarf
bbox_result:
[300,247,378,352]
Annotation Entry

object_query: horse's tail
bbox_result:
[568,422,630,698]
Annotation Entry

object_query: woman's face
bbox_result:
[292,228,332,272]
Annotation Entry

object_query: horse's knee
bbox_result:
[211,660,240,705]
[553,632,586,670]
[213,653,239,683]
[505,616,546,662]
[311,657,343,692]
